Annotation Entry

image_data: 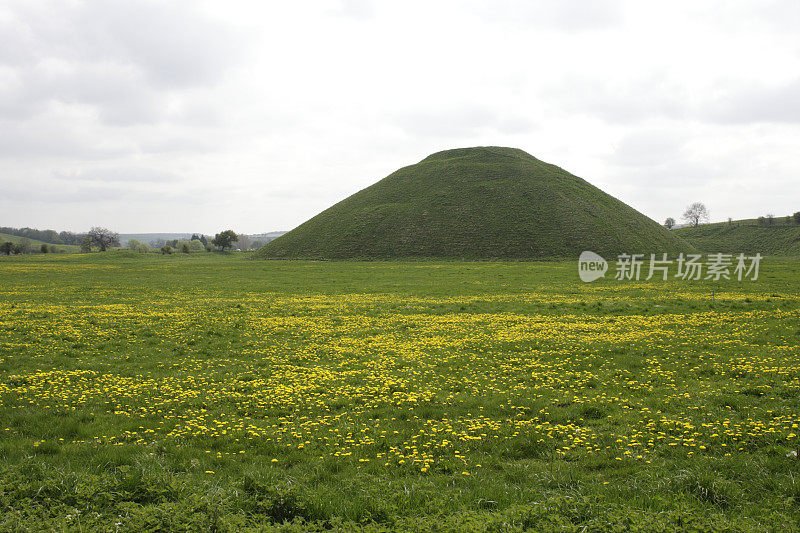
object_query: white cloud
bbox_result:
[0,0,799,233]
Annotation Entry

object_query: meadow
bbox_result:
[0,253,799,531]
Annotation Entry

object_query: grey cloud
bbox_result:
[0,119,134,159]
[52,166,180,183]
[608,130,688,167]
[543,76,689,124]
[703,79,800,124]
[1,183,180,204]
[0,1,244,126]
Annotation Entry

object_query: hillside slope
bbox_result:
[674,222,800,255]
[0,233,79,252]
[257,147,693,260]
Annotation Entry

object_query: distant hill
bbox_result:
[0,233,79,253]
[674,218,800,255]
[256,146,693,260]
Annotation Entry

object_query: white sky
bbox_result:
[1,0,799,234]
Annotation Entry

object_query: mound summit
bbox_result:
[257,147,693,259]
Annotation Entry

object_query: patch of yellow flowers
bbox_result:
[1,288,799,474]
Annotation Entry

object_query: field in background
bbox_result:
[0,233,80,253]
[1,253,799,531]
[674,219,800,255]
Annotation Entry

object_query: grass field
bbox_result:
[1,253,799,531]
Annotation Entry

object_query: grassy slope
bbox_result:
[0,232,80,252]
[675,220,800,255]
[258,147,693,259]
[0,252,799,531]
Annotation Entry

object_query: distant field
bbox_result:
[0,232,80,253]
[674,221,800,255]
[1,253,799,531]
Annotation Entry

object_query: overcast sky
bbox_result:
[1,0,799,234]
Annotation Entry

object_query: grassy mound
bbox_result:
[674,220,800,255]
[257,147,692,259]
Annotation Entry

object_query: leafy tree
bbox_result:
[40,244,49,253]
[14,238,32,254]
[663,217,675,229]
[794,212,800,225]
[212,230,238,251]
[87,227,120,252]
[766,213,775,225]
[757,216,766,226]
[80,236,93,253]
[160,246,173,255]
[128,239,150,253]
[0,241,12,255]
[181,243,191,253]
[682,202,709,227]
[59,231,81,245]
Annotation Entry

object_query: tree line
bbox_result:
[0,226,86,245]
[1,226,267,255]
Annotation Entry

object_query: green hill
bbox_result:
[0,233,79,253]
[257,147,693,260]
[674,219,800,255]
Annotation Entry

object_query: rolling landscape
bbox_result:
[2,148,800,530]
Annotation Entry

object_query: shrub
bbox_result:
[160,246,173,255]
[40,244,49,253]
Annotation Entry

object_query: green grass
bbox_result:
[0,233,80,253]
[674,219,800,255]
[258,147,693,259]
[1,252,799,531]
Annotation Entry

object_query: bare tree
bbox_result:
[87,227,120,252]
[682,202,710,227]
[237,234,252,251]
[664,217,676,229]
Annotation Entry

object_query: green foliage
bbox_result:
[160,245,173,255]
[40,243,49,253]
[127,239,151,254]
[793,212,800,225]
[0,241,13,255]
[212,230,238,251]
[257,147,693,260]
